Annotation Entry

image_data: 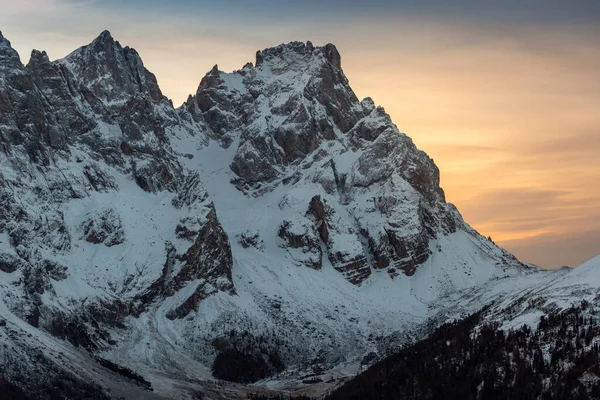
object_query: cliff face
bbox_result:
[0,31,529,398]
[180,40,484,281]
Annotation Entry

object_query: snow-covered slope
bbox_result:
[0,31,596,399]
[438,255,600,329]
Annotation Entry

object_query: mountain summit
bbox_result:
[2,31,593,399]
[179,39,520,283]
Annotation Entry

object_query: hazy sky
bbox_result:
[1,0,599,268]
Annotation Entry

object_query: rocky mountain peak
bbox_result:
[177,40,521,283]
[182,40,364,191]
[255,41,310,66]
[86,29,120,60]
[0,32,23,71]
[254,40,342,71]
[60,30,165,105]
[323,43,342,69]
[26,49,50,69]
[95,29,114,43]
[196,64,221,92]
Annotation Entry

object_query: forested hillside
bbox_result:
[327,302,600,399]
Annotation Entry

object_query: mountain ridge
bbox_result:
[0,31,596,399]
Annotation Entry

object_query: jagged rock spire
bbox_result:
[26,49,50,68]
[0,31,23,70]
[254,41,343,70]
[95,29,113,42]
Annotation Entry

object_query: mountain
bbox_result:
[0,30,596,399]
[327,255,600,400]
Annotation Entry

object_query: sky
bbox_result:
[1,0,599,269]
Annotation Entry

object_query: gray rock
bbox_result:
[80,208,125,247]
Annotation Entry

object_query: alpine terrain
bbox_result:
[0,31,598,399]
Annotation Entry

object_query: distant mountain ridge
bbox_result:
[0,30,597,399]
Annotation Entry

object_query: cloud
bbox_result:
[500,229,600,269]
[526,133,600,159]
[459,188,573,229]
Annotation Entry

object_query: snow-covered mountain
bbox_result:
[327,256,600,399]
[0,31,597,399]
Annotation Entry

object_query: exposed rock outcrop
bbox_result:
[278,219,323,270]
[165,206,234,319]
[80,208,125,247]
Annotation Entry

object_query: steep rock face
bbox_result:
[181,41,486,284]
[306,195,371,284]
[0,31,235,354]
[164,206,234,320]
[0,33,59,164]
[26,49,96,145]
[60,30,165,106]
[342,108,458,276]
[0,31,22,69]
[277,218,323,270]
[182,41,364,190]
[55,30,183,190]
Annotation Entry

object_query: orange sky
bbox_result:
[1,0,599,268]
